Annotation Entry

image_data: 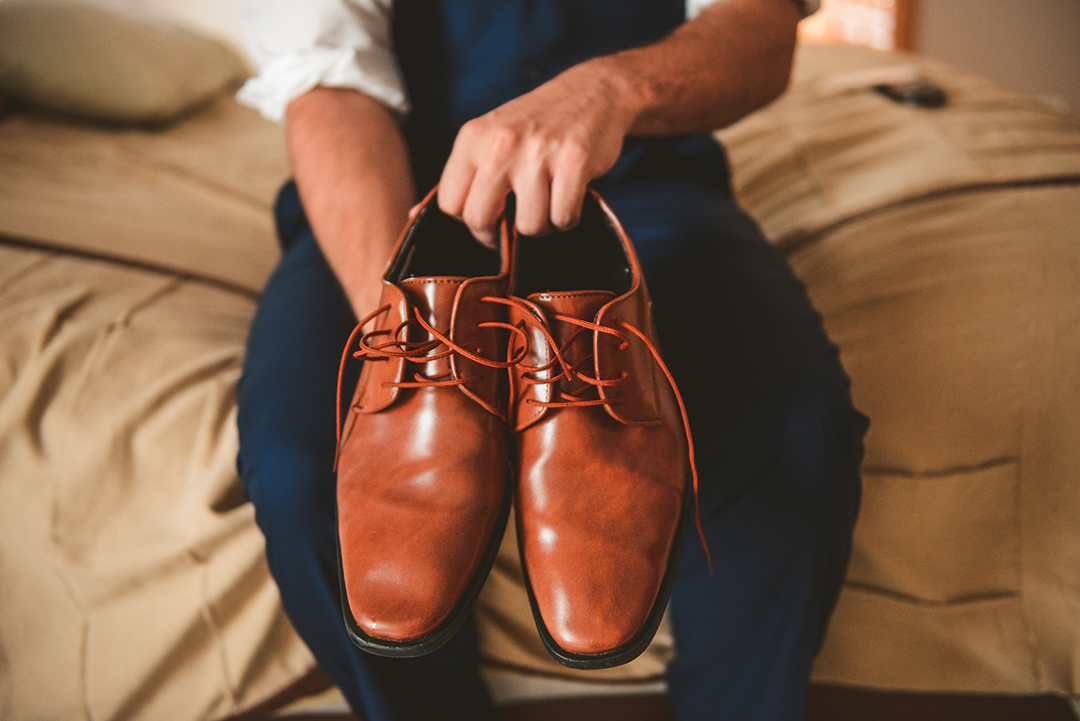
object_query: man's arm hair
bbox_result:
[611,0,802,135]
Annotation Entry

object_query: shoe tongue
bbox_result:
[527,290,616,328]
[526,290,617,394]
[398,277,467,376]
[399,276,466,326]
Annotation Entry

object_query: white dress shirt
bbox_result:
[237,0,820,122]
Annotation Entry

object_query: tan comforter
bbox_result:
[720,45,1080,694]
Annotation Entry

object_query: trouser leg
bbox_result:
[236,182,499,721]
[596,176,868,721]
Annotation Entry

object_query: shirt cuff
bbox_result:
[236,46,410,123]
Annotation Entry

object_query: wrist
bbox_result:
[591,54,648,134]
[567,54,649,139]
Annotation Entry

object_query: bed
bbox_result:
[2,2,1079,718]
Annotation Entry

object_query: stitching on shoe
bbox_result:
[532,291,614,300]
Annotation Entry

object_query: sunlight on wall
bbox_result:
[800,0,902,51]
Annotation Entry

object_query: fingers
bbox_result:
[512,161,553,237]
[439,122,503,247]
[460,163,510,248]
[549,140,590,231]
[517,139,592,236]
[437,124,476,221]
[439,116,598,244]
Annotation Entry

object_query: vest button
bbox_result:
[519,63,544,83]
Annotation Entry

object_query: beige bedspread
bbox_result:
[0,245,315,719]
[1,42,1079,720]
[0,100,305,719]
[717,45,1080,694]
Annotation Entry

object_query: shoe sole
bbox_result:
[336,468,514,658]
[518,470,692,670]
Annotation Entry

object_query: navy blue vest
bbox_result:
[392,0,730,192]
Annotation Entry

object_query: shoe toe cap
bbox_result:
[347,558,458,641]
[527,522,671,656]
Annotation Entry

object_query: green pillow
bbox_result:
[0,0,248,126]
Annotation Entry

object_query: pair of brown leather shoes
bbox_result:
[335,187,702,669]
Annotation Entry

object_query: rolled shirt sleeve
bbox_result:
[236,0,408,122]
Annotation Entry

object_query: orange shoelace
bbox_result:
[335,295,712,572]
[488,295,714,573]
[334,299,527,470]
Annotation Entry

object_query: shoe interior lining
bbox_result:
[391,202,501,281]
[514,198,633,297]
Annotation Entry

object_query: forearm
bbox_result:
[438,0,801,241]
[286,87,416,317]
[584,0,801,136]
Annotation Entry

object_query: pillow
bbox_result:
[0,0,248,126]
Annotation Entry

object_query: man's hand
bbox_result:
[438,0,801,245]
[437,65,637,247]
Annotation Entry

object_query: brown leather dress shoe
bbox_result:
[334,188,519,657]
[503,189,706,669]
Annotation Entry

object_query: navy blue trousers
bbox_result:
[236,175,867,720]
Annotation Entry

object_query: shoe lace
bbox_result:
[334,298,528,470]
[489,296,714,573]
